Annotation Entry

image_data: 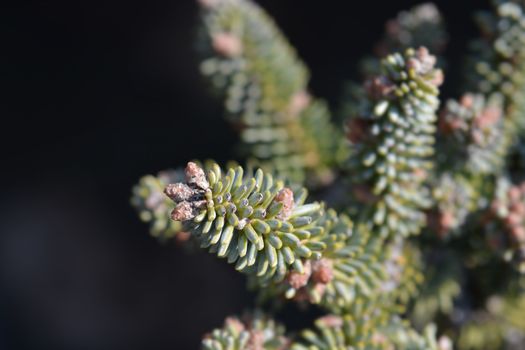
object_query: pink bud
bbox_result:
[171,201,195,221]
[165,183,193,202]
[212,33,242,57]
[185,162,209,190]
[286,260,311,289]
[274,188,295,220]
[288,91,311,117]
[311,259,334,284]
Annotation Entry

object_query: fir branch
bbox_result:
[364,2,448,77]
[457,294,525,350]
[163,162,423,316]
[468,0,525,135]
[485,178,525,272]
[164,161,347,282]
[427,94,507,239]
[437,93,507,176]
[340,3,447,129]
[410,251,463,329]
[201,310,289,350]
[426,174,477,239]
[291,314,449,350]
[252,218,384,312]
[347,47,443,238]
[198,0,344,185]
[129,2,525,349]
[376,3,447,58]
[254,235,424,333]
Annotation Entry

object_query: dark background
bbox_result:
[1,0,489,349]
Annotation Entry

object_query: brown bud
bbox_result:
[185,162,209,190]
[171,201,195,221]
[212,33,242,57]
[274,188,295,220]
[164,183,193,202]
[311,259,334,284]
[286,260,311,289]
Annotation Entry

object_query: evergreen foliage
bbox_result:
[131,170,186,241]
[131,0,525,349]
[347,47,443,238]
[201,311,289,350]
[198,0,345,185]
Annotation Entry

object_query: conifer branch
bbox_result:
[201,310,289,350]
[347,47,443,238]
[290,314,450,350]
[164,161,348,282]
[469,0,525,135]
[129,1,525,348]
[198,0,345,185]
[485,178,525,272]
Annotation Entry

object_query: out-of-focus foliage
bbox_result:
[485,178,525,273]
[291,315,450,350]
[201,310,289,350]
[131,170,187,241]
[198,0,346,186]
[340,3,447,124]
[437,94,507,176]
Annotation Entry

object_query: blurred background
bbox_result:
[1,0,488,349]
